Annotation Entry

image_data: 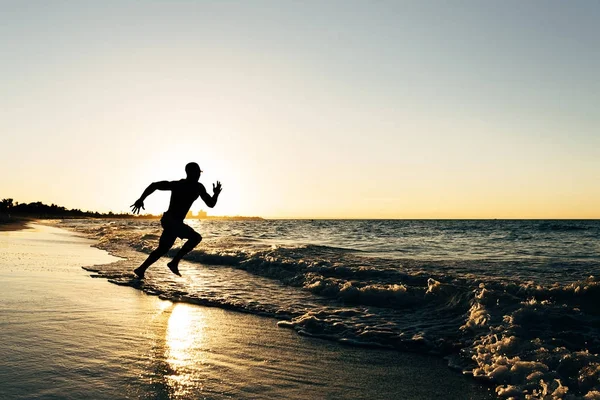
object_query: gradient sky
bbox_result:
[1,1,599,218]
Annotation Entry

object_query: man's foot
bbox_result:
[167,260,181,276]
[133,267,145,279]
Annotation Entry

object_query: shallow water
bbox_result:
[62,219,600,399]
[0,224,492,399]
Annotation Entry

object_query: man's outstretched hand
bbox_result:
[131,199,145,214]
[213,181,223,196]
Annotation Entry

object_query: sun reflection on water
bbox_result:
[164,303,207,398]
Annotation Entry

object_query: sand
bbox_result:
[0,217,28,231]
[0,223,493,399]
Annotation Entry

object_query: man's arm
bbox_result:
[199,181,222,208]
[131,181,175,214]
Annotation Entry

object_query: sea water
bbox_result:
[63,219,600,399]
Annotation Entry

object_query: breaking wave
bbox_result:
[63,218,600,399]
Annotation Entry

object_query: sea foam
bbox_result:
[65,218,600,399]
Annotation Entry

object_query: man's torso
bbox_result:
[164,180,201,221]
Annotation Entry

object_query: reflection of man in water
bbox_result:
[130,162,222,278]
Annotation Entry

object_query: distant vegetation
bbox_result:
[0,198,129,219]
[0,198,262,221]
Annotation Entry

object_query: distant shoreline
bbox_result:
[0,214,264,222]
[2,215,599,224]
[0,216,30,231]
[123,215,264,221]
[1,199,263,221]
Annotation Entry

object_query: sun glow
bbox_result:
[2,2,599,219]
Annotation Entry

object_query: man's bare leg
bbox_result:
[134,246,170,278]
[167,234,201,276]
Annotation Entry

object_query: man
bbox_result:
[130,162,222,278]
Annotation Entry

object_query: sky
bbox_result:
[1,1,599,219]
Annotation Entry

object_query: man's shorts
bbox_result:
[159,214,199,247]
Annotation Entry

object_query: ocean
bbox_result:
[64,219,600,399]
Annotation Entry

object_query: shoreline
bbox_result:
[0,216,30,231]
[1,222,493,399]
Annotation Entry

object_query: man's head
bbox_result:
[185,162,202,181]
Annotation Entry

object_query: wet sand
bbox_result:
[0,223,493,399]
[0,217,29,231]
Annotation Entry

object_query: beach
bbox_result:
[3,1,599,398]
[0,217,28,231]
[0,223,493,399]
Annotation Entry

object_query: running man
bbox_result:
[130,162,222,278]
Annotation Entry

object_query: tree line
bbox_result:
[1,198,263,221]
[0,198,132,219]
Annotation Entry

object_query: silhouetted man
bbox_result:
[130,162,222,278]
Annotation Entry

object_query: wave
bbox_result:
[86,258,600,398]
[63,219,600,399]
